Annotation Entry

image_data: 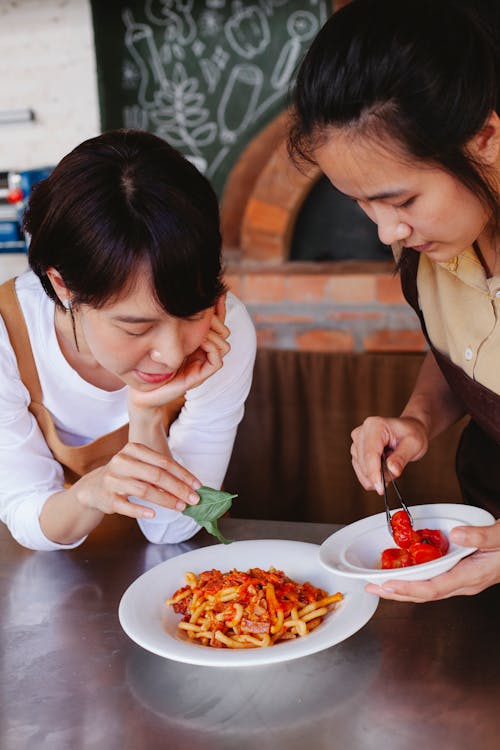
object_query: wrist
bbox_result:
[128,402,164,425]
[128,403,167,447]
[400,397,432,437]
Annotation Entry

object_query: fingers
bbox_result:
[450,519,500,550]
[350,417,393,493]
[365,548,500,602]
[350,416,428,493]
[202,327,230,364]
[105,443,201,512]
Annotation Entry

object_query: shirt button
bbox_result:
[464,347,473,361]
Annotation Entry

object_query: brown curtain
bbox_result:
[225,349,465,524]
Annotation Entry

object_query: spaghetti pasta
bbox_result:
[165,567,343,648]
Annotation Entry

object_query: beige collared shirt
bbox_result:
[413,246,500,394]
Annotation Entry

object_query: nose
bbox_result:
[150,327,185,371]
[373,205,412,246]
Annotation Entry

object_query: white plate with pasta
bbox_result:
[118,539,379,667]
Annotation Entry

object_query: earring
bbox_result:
[62,298,80,352]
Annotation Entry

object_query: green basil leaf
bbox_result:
[182,485,238,544]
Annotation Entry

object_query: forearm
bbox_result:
[400,351,465,439]
[39,487,104,545]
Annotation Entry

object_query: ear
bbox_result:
[214,292,227,323]
[46,267,72,306]
[468,111,500,166]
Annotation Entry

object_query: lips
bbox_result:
[135,370,175,385]
[405,242,433,252]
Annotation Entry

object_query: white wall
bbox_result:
[0,0,100,281]
[0,0,100,169]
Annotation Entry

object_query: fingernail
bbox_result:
[192,479,202,490]
[188,492,200,504]
[382,585,395,593]
[374,482,383,495]
[176,501,186,511]
[142,509,154,519]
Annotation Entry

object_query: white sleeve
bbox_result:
[0,316,86,551]
[136,295,257,544]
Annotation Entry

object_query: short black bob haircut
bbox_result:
[26,129,226,317]
[289,0,500,224]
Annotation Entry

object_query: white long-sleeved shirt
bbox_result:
[0,271,256,551]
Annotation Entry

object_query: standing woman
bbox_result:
[0,129,256,550]
[289,0,500,601]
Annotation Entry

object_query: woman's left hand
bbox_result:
[129,296,230,410]
[366,519,500,601]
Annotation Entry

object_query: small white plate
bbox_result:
[319,503,495,584]
[119,539,379,667]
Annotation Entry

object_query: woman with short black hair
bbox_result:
[0,129,256,550]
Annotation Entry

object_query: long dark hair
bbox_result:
[26,129,226,316]
[288,0,500,221]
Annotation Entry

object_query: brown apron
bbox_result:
[399,250,500,518]
[0,278,184,486]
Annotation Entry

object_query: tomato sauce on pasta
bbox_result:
[165,567,343,648]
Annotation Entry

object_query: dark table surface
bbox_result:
[1,516,499,750]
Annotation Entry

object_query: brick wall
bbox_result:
[224,260,426,352]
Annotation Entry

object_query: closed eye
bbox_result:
[122,328,150,337]
[397,196,416,209]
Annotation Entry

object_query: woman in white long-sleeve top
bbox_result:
[0,129,256,551]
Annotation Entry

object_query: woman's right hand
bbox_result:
[72,441,201,519]
[350,415,430,494]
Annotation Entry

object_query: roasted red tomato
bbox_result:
[381,548,414,569]
[408,542,443,565]
[381,513,449,568]
[390,510,415,549]
[417,528,449,554]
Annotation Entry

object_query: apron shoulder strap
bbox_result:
[0,277,43,403]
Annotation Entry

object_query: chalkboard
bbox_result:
[91,0,329,195]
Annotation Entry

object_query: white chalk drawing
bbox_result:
[145,0,197,45]
[123,105,149,129]
[199,58,220,93]
[199,9,224,37]
[123,10,167,108]
[224,4,270,60]
[218,64,263,144]
[150,61,217,166]
[270,11,318,90]
[116,1,328,188]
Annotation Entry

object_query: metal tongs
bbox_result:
[380,452,414,538]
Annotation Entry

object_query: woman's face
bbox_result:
[78,272,215,391]
[313,130,490,262]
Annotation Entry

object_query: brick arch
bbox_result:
[220,110,319,262]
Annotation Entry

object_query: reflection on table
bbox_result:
[1,516,499,750]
